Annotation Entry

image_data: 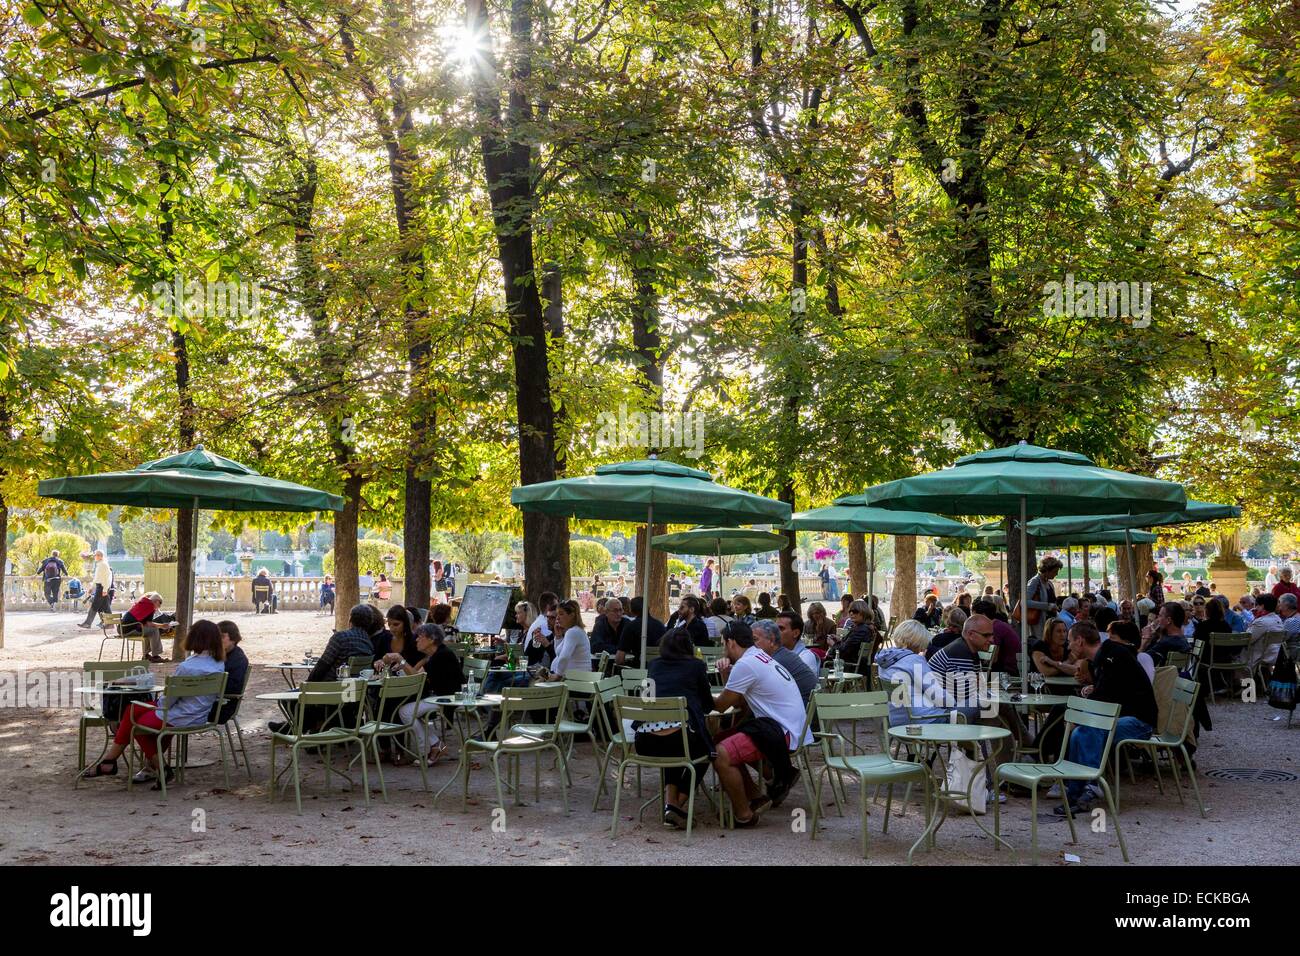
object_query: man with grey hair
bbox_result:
[1057,596,1079,630]
[77,549,113,629]
[1278,593,1300,640]
[752,618,816,702]
[589,597,626,656]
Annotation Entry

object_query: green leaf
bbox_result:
[22,4,43,26]
[205,260,220,282]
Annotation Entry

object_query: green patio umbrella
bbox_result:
[512,458,791,662]
[1008,500,1241,538]
[788,503,981,603]
[39,446,344,639]
[864,442,1186,690]
[978,526,1158,593]
[651,526,787,601]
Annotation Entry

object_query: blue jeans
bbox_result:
[482,671,530,695]
[1065,716,1152,802]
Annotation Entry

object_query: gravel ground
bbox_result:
[1,610,1295,866]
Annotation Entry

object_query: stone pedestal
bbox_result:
[1209,554,1249,603]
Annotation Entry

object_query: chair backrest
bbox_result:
[565,670,603,683]
[157,672,228,725]
[811,690,890,755]
[347,654,374,673]
[1061,695,1120,768]
[1207,632,1250,652]
[499,685,569,739]
[81,660,139,712]
[1259,630,1287,652]
[296,679,368,734]
[620,668,649,693]
[101,613,123,630]
[253,582,271,598]
[612,695,694,763]
[978,645,998,675]
[464,657,491,680]
[376,672,427,707]
[1165,675,1200,741]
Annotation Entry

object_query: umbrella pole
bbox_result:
[641,503,652,666]
[1083,544,1090,595]
[1124,525,1138,603]
[868,533,876,602]
[1019,497,1028,693]
[1067,546,1073,596]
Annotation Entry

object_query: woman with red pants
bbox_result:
[81,620,226,788]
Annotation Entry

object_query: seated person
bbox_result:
[974,598,1020,673]
[824,599,877,669]
[1057,621,1157,814]
[636,627,717,829]
[319,575,336,614]
[538,600,591,679]
[751,619,816,702]
[776,611,821,676]
[712,623,812,827]
[927,613,989,719]
[267,604,377,736]
[81,620,226,788]
[875,619,953,726]
[1030,617,1078,677]
[429,601,458,641]
[731,594,756,625]
[252,568,278,614]
[754,592,779,619]
[121,591,174,664]
[924,606,967,660]
[1106,619,1154,682]
[383,623,464,765]
[1243,593,1283,672]
[589,598,627,656]
[215,620,249,724]
[522,592,558,668]
[666,595,711,648]
[1140,601,1191,667]
[913,594,943,629]
[375,573,393,602]
[379,605,422,667]
[616,596,667,667]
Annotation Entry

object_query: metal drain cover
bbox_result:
[1205,768,1299,783]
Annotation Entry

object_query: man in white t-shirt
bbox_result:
[712,622,811,827]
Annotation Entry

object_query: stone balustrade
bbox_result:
[2,574,403,613]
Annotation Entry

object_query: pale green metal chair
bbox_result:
[75,660,138,787]
[435,685,570,816]
[593,676,638,809]
[609,695,719,841]
[1199,632,1250,702]
[1113,676,1205,817]
[127,671,230,798]
[358,673,430,798]
[993,696,1129,863]
[807,690,932,860]
[269,679,370,813]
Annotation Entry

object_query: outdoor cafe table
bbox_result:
[73,685,165,779]
[980,692,1071,760]
[1043,675,1081,688]
[267,663,315,689]
[887,723,1013,856]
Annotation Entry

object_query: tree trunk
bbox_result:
[403,472,431,608]
[335,473,364,629]
[469,0,569,604]
[171,321,197,660]
[778,482,802,614]
[633,524,670,621]
[893,534,917,626]
[847,532,868,597]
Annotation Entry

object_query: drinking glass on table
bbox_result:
[1029,672,1045,695]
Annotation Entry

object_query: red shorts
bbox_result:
[716,729,763,766]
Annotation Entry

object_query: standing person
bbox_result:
[444,562,456,599]
[1020,556,1063,642]
[1146,569,1166,610]
[819,562,833,600]
[39,549,68,611]
[699,559,715,601]
[319,574,336,615]
[77,550,113,628]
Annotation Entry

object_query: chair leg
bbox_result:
[684,766,697,843]
[859,778,869,859]
[992,771,1002,850]
[491,751,508,814]
[358,740,370,805]
[1180,745,1206,818]
[218,731,230,790]
[882,783,893,834]
[292,748,303,814]
[157,734,169,798]
[610,760,628,837]
[1113,747,1124,812]
[1060,782,1079,845]
[1097,777,1129,862]
[1151,750,1165,794]
[1166,746,1186,807]
[553,744,569,813]
[268,740,277,802]
[371,737,388,802]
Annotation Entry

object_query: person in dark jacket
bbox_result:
[380,605,422,667]
[666,594,711,647]
[1057,620,1157,813]
[826,600,878,669]
[617,596,666,666]
[269,604,382,736]
[215,620,249,724]
[589,598,628,656]
[388,623,463,765]
[637,627,717,829]
[39,551,68,610]
[913,594,943,629]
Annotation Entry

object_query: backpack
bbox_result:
[1267,644,1297,712]
[41,558,60,579]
